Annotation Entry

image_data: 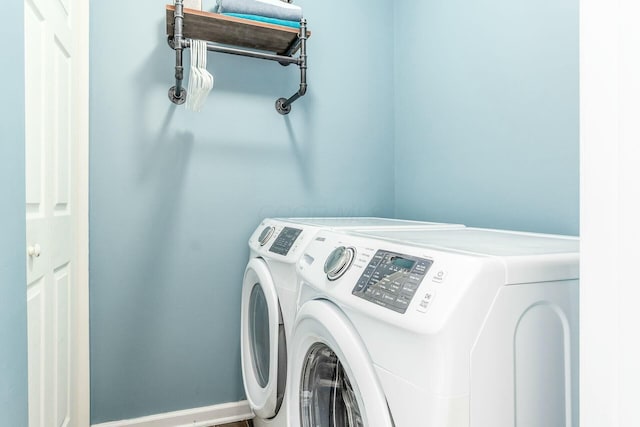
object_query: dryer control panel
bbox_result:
[352,250,433,313]
[269,227,303,256]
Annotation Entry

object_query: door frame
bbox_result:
[73,0,90,424]
[580,1,640,426]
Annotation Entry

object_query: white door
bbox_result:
[24,0,89,425]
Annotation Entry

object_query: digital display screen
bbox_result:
[390,256,415,270]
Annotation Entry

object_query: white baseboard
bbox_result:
[91,400,254,427]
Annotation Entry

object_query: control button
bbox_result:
[394,294,411,309]
[388,283,401,294]
[363,266,376,276]
[432,270,447,283]
[371,272,383,283]
[381,292,396,304]
[416,291,436,313]
[353,279,368,293]
[414,260,433,275]
[391,277,404,287]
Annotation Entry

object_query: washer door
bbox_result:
[288,300,395,427]
[241,258,286,419]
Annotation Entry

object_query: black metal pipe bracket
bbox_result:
[168,1,308,114]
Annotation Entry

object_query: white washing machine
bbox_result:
[241,218,464,427]
[289,227,579,427]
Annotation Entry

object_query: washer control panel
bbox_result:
[269,227,303,256]
[352,250,433,313]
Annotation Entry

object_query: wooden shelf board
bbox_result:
[166,5,309,55]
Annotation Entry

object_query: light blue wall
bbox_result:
[89,0,394,423]
[0,2,28,425]
[393,0,579,235]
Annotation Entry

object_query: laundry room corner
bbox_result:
[392,0,579,236]
[11,0,640,425]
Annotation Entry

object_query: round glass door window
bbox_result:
[249,283,270,388]
[300,343,363,427]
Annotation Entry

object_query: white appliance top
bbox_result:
[347,227,579,285]
[251,218,463,262]
[278,217,464,229]
[350,228,578,257]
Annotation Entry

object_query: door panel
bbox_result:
[54,264,71,427]
[24,0,46,219]
[26,279,45,427]
[52,35,71,213]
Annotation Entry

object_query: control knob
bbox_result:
[324,246,356,281]
[258,226,275,246]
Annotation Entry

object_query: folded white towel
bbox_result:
[255,0,300,12]
[217,0,302,21]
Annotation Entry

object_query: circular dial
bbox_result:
[324,246,356,281]
[258,226,275,246]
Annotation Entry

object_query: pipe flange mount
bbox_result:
[168,86,187,105]
[275,98,292,115]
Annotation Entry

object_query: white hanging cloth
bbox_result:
[185,40,214,112]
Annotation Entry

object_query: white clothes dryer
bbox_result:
[241,218,464,427]
[290,227,579,427]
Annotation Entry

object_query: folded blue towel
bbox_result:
[222,12,300,28]
[217,0,302,22]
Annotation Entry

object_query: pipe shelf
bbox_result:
[166,2,309,114]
